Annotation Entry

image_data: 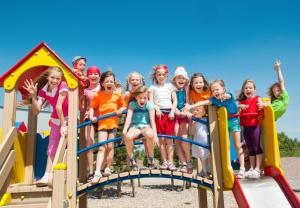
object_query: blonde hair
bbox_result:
[237,79,256,101]
[209,79,226,91]
[128,85,148,103]
[125,71,145,91]
[151,64,168,84]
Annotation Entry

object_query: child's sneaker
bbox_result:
[249,169,261,179]
[168,162,177,171]
[187,161,193,174]
[103,167,112,176]
[179,163,187,173]
[237,168,246,179]
[147,157,155,170]
[91,171,102,184]
[160,161,169,170]
[129,157,139,171]
[245,168,254,178]
[36,174,49,187]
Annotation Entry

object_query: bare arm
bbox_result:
[149,90,162,118]
[189,99,211,110]
[274,60,286,91]
[169,91,178,119]
[122,106,133,135]
[56,91,68,136]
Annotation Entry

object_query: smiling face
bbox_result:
[174,75,187,89]
[193,106,206,118]
[102,75,115,92]
[272,85,281,99]
[73,59,86,72]
[88,72,100,85]
[243,81,256,99]
[192,76,205,93]
[47,70,63,90]
[129,74,142,90]
[135,91,148,107]
[210,82,225,99]
[155,69,167,85]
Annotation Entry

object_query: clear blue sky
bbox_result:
[0,0,299,139]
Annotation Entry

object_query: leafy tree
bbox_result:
[278,132,300,157]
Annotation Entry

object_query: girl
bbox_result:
[185,80,246,179]
[172,66,191,173]
[122,86,159,170]
[23,66,68,186]
[190,106,211,177]
[89,71,126,184]
[238,79,264,179]
[124,71,145,104]
[268,60,289,121]
[72,56,88,87]
[81,66,101,181]
[149,64,178,171]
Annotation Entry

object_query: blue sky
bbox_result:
[0,0,299,139]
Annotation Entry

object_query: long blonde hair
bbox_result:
[125,71,145,91]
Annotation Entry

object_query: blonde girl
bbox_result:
[89,71,126,184]
[122,86,158,170]
[172,66,191,173]
[149,64,178,170]
[124,71,146,104]
[185,80,246,179]
[23,66,68,186]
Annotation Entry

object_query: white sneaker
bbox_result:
[249,169,261,179]
[36,174,49,187]
[91,172,102,184]
[103,167,112,176]
[245,168,254,178]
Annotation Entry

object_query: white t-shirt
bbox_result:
[149,83,176,109]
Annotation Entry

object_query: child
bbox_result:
[124,71,145,104]
[81,66,101,181]
[190,106,211,177]
[122,86,159,170]
[238,79,264,179]
[268,60,289,121]
[172,66,192,173]
[188,73,211,105]
[23,66,68,186]
[72,56,88,86]
[149,64,178,170]
[89,71,126,184]
[185,80,246,178]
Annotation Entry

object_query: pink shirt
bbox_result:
[38,81,69,125]
[83,84,100,119]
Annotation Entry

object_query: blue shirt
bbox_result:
[129,101,153,128]
[209,92,238,119]
[176,89,186,110]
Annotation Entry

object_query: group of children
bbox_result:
[22,56,289,186]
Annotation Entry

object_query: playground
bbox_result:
[0,42,299,208]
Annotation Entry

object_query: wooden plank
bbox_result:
[150,169,161,175]
[52,169,66,208]
[1,90,16,143]
[140,169,150,175]
[7,184,51,193]
[51,136,67,171]
[198,187,208,208]
[4,203,49,208]
[119,172,129,178]
[183,173,193,179]
[108,173,118,180]
[172,171,183,177]
[25,106,37,184]
[208,106,224,208]
[66,88,78,208]
[0,127,17,167]
[129,170,139,176]
[161,170,171,175]
[0,150,16,189]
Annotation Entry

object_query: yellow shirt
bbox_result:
[90,91,125,130]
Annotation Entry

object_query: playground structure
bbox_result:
[0,42,299,208]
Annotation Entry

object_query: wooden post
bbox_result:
[25,106,37,184]
[2,90,16,142]
[66,88,78,208]
[208,106,224,208]
[52,164,67,208]
[196,158,208,208]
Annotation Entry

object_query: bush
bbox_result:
[278,132,300,157]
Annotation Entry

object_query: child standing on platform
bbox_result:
[238,79,265,179]
[23,67,68,186]
[81,66,101,181]
[268,60,289,121]
[89,71,126,184]
[122,86,158,170]
[185,80,246,178]
[72,56,88,87]
[190,106,211,177]
[124,71,145,104]
[172,66,192,173]
[149,64,178,171]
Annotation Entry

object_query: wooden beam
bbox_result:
[1,90,17,141]
[25,106,37,184]
[0,127,17,167]
[66,88,78,208]
[198,187,208,208]
[208,106,224,208]
[52,168,66,208]
[0,150,16,189]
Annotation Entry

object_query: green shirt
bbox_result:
[271,90,289,121]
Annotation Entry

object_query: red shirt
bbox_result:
[240,96,260,126]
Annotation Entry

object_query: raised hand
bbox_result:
[274,60,281,71]
[23,79,38,96]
